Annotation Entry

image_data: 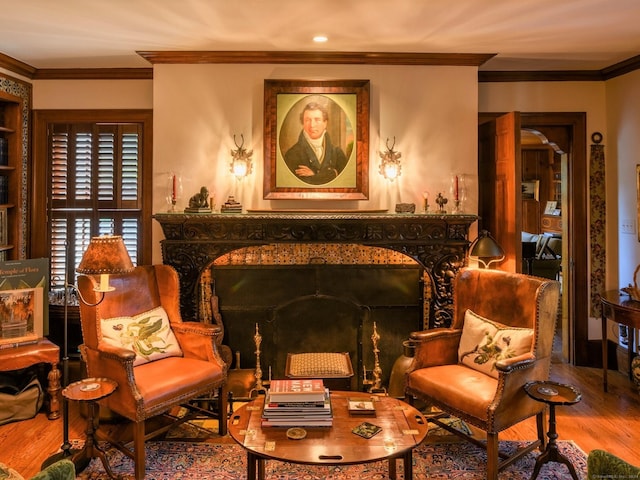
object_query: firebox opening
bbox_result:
[197,243,431,391]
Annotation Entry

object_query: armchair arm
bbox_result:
[172,322,227,369]
[494,352,536,373]
[96,342,137,361]
[491,354,552,428]
[408,328,462,370]
[79,344,142,419]
[172,321,222,337]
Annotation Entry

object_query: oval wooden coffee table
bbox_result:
[229,390,428,480]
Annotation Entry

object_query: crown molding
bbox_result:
[1,49,638,81]
[478,70,605,82]
[32,68,153,80]
[479,55,640,82]
[0,52,36,78]
[601,54,640,80]
[136,50,497,66]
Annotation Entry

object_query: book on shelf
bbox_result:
[267,378,326,403]
[0,175,8,204]
[347,397,376,416]
[0,138,7,166]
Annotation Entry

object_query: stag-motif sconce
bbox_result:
[230,134,253,179]
[378,137,402,181]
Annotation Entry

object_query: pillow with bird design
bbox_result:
[101,306,183,366]
[458,309,534,379]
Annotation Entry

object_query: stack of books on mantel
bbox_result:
[261,379,332,427]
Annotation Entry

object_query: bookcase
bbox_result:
[0,90,23,261]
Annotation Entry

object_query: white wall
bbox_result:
[32,79,153,110]
[607,70,640,351]
[605,70,640,290]
[152,64,480,262]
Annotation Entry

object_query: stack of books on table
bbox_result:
[261,379,332,427]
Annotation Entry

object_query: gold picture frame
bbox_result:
[263,79,370,200]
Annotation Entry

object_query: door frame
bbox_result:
[479,112,590,366]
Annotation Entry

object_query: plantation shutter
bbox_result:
[48,123,142,285]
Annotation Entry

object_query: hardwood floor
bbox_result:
[1,360,639,478]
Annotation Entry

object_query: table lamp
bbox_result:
[42,234,134,469]
[469,230,505,269]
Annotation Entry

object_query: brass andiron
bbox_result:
[368,322,386,394]
[249,323,266,397]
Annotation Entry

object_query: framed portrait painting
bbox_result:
[263,79,370,200]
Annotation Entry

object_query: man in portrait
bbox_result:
[283,101,348,185]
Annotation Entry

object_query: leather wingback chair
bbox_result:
[77,265,228,480]
[405,268,560,480]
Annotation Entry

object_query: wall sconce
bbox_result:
[469,230,505,269]
[378,137,402,181]
[230,134,253,179]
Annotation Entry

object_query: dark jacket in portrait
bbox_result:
[283,131,349,185]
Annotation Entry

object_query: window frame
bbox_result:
[31,110,153,282]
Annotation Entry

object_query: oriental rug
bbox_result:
[78,439,587,479]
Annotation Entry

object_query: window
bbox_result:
[32,111,153,286]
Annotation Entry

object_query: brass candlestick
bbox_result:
[422,191,430,213]
[249,323,266,397]
[369,322,386,394]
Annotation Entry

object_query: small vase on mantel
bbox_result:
[387,339,416,398]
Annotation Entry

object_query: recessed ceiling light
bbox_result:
[313,35,328,43]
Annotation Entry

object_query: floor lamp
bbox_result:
[42,235,134,469]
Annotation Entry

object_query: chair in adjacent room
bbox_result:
[405,267,560,480]
[77,264,228,480]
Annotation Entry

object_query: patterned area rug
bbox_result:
[78,439,587,479]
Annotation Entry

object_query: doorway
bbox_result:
[478,112,591,367]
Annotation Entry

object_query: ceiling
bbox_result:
[2,0,640,72]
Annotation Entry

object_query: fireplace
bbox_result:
[154,212,476,388]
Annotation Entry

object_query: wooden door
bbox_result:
[478,112,521,272]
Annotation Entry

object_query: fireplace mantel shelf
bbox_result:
[154,212,478,327]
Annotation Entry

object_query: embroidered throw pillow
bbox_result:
[101,306,183,366]
[458,309,534,379]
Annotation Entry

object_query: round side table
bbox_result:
[62,377,118,478]
[524,380,582,480]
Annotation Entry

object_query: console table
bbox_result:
[154,212,477,328]
[0,338,61,419]
[600,290,640,392]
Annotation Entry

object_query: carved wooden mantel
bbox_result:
[153,212,477,327]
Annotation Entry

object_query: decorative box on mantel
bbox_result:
[153,212,477,328]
